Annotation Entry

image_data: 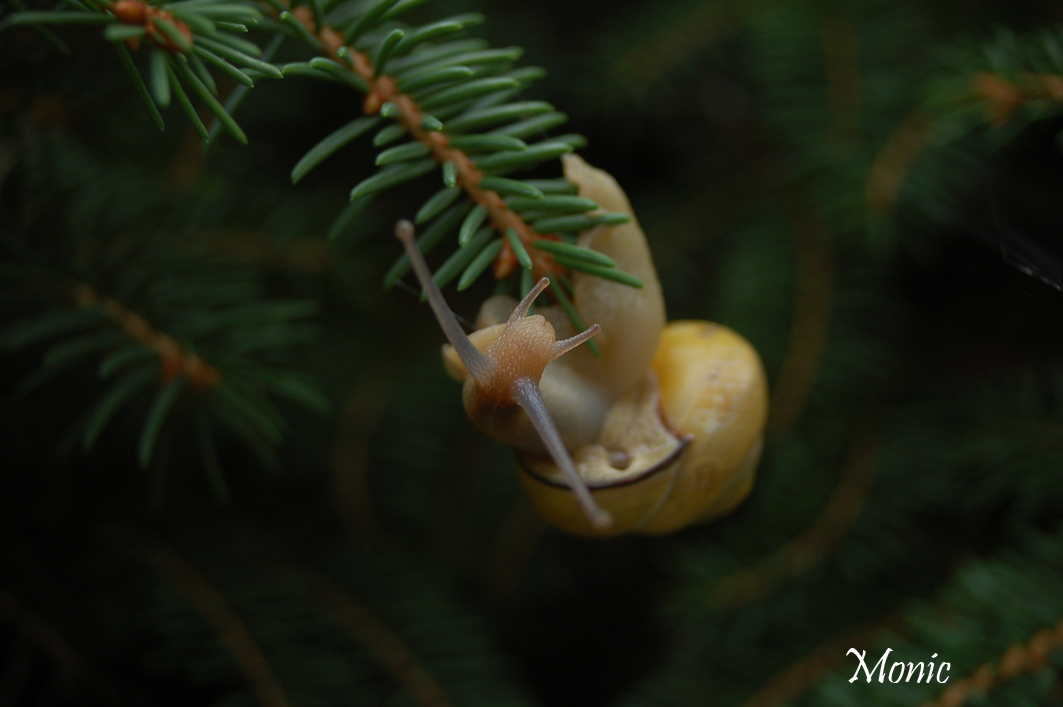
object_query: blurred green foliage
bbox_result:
[2,0,1063,705]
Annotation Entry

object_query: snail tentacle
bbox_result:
[395,220,492,383]
[395,218,611,530]
[508,277,550,324]
[512,377,612,530]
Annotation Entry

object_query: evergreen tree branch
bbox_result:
[477,497,547,610]
[922,619,1063,707]
[314,574,454,707]
[743,615,904,707]
[865,110,930,215]
[73,281,220,388]
[281,4,566,282]
[714,432,878,608]
[0,589,96,690]
[823,17,862,147]
[329,371,393,535]
[765,211,833,440]
[137,534,293,707]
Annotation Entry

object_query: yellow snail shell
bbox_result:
[399,154,768,537]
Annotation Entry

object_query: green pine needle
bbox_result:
[189,52,219,96]
[343,0,402,44]
[458,239,504,290]
[278,9,324,50]
[8,10,112,24]
[138,376,187,468]
[349,158,436,200]
[172,10,216,35]
[448,134,527,152]
[376,141,431,166]
[474,140,573,172]
[171,54,245,143]
[293,115,380,182]
[84,365,157,451]
[506,228,533,269]
[199,29,265,57]
[384,201,471,288]
[165,59,208,140]
[193,45,255,87]
[99,344,155,379]
[415,186,462,224]
[115,43,165,131]
[374,28,405,76]
[396,65,474,94]
[104,24,146,40]
[553,257,643,288]
[490,111,569,139]
[429,226,493,292]
[150,49,171,107]
[373,123,407,146]
[547,276,600,357]
[196,35,283,78]
[419,77,520,111]
[153,17,193,53]
[442,160,458,187]
[442,100,554,133]
[195,410,231,503]
[458,204,488,246]
[477,176,543,198]
[393,17,480,55]
[531,239,617,268]
[507,195,597,213]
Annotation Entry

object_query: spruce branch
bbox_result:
[135,534,293,707]
[314,575,454,707]
[282,4,565,279]
[712,432,878,609]
[0,589,99,694]
[274,0,640,316]
[4,0,273,140]
[2,245,329,495]
[764,210,834,441]
[923,619,1063,707]
[73,282,221,388]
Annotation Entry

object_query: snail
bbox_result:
[394,154,768,537]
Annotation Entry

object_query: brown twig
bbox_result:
[921,619,1063,707]
[823,17,862,146]
[314,575,454,707]
[744,614,904,707]
[329,372,393,536]
[0,590,96,687]
[973,71,1063,125]
[765,211,832,440]
[109,0,192,53]
[137,537,292,707]
[865,110,930,215]
[72,283,220,387]
[287,7,561,282]
[477,496,548,610]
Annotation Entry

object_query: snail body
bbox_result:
[396,155,768,537]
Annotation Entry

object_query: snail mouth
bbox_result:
[516,434,689,490]
[515,372,691,490]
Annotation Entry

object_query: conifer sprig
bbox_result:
[2,258,330,500]
[277,0,640,311]
[5,0,276,142]
[929,26,1063,140]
